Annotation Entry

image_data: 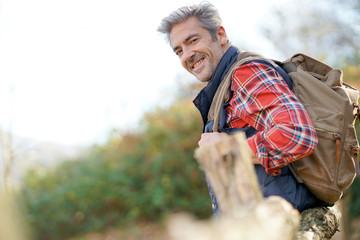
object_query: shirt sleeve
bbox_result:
[226,62,318,176]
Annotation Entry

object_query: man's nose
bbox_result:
[181,47,195,65]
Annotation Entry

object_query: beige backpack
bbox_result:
[211,52,360,204]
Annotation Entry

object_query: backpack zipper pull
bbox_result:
[334,134,341,162]
[354,102,360,123]
[352,146,360,175]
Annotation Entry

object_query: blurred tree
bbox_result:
[262,3,360,238]
[20,83,212,240]
[261,0,360,66]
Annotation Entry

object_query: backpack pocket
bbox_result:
[292,129,343,203]
[337,138,359,189]
[294,129,339,183]
[303,105,344,134]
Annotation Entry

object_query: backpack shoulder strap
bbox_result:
[209,51,265,132]
[209,51,292,133]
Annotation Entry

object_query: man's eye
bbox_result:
[191,38,199,43]
[176,50,183,56]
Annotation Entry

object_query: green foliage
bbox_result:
[19,64,360,239]
[343,63,360,88]
[20,98,211,240]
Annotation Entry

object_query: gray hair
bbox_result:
[157,2,223,42]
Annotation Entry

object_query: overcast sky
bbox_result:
[0,0,285,146]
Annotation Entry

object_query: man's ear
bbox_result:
[217,26,228,46]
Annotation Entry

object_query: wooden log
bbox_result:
[167,196,300,240]
[0,191,30,240]
[296,204,341,240]
[167,132,341,240]
[193,132,263,216]
[167,132,300,240]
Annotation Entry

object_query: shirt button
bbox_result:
[212,203,215,210]
[195,99,200,105]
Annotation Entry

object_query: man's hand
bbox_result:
[198,132,260,165]
[198,132,228,147]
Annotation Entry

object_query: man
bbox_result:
[158,2,326,216]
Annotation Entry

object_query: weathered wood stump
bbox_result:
[167,132,300,240]
[194,132,263,216]
[167,132,341,240]
[297,205,341,240]
[167,196,300,240]
[0,191,29,240]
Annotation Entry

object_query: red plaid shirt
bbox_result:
[226,62,318,176]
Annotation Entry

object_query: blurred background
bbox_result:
[0,0,359,239]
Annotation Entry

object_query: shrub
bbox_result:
[20,98,211,240]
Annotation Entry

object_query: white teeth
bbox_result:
[193,59,203,69]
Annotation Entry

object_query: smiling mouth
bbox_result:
[191,57,204,70]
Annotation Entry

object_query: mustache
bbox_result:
[187,54,205,69]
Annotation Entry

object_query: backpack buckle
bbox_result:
[352,146,360,175]
[354,102,360,120]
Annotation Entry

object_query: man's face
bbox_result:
[170,17,228,82]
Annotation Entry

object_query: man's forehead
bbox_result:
[169,17,203,47]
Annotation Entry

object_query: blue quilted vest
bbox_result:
[193,46,326,216]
